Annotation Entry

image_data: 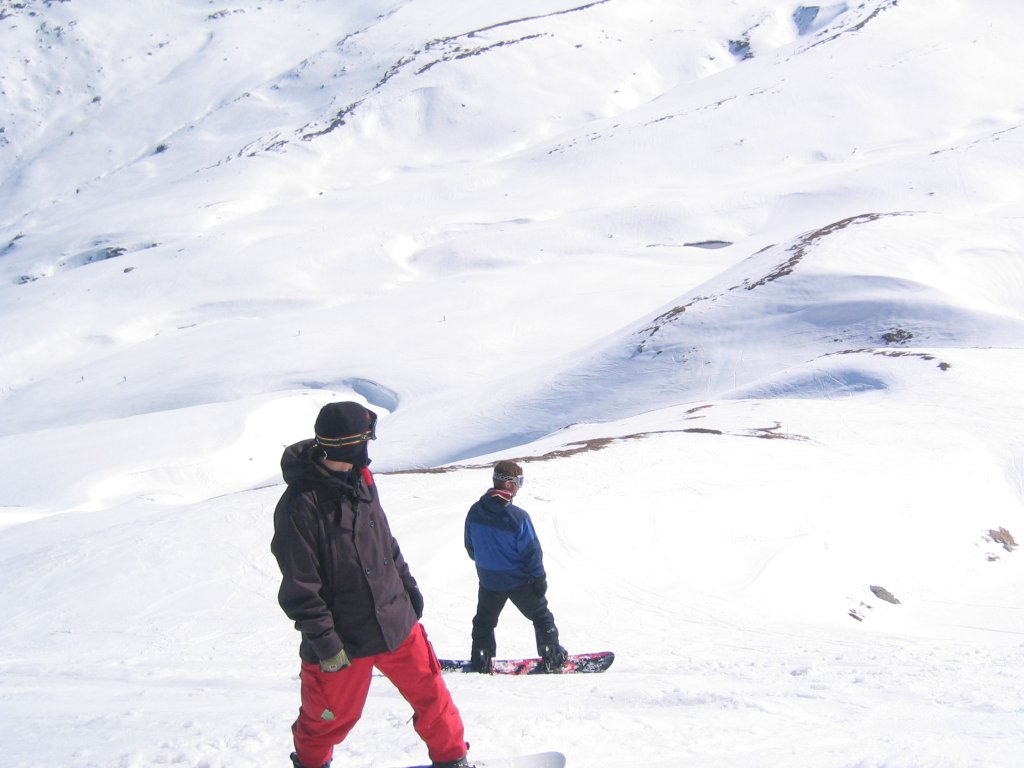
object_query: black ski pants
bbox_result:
[471,579,559,657]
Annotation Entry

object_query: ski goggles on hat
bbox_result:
[316,412,378,448]
[493,473,524,487]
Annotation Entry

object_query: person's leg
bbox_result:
[470,585,507,666]
[291,658,374,768]
[508,582,561,657]
[377,624,468,764]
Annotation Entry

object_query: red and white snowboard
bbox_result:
[438,651,614,675]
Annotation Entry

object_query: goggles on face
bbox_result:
[493,473,524,487]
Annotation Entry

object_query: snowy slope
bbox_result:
[1,1,1024,766]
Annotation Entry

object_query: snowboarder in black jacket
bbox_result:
[464,460,567,673]
[272,401,470,768]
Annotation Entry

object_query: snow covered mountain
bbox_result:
[1,1,1023,766]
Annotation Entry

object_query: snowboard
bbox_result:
[393,751,565,768]
[438,650,613,675]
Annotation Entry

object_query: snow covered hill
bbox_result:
[1,1,1023,766]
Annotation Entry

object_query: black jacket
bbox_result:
[271,439,418,662]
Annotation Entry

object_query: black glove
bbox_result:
[407,586,424,619]
[532,577,548,597]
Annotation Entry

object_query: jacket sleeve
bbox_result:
[518,514,546,579]
[371,480,418,593]
[464,512,475,561]
[391,533,418,592]
[270,491,345,661]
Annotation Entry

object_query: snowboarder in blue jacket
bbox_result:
[464,460,567,673]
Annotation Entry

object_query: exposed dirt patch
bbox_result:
[804,0,901,51]
[635,213,906,347]
[737,213,895,292]
[302,1,610,140]
[386,418,809,475]
[830,347,952,371]
[986,527,1017,552]
[870,585,900,605]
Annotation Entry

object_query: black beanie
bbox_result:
[314,401,376,465]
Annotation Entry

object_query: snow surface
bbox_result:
[2,0,1024,766]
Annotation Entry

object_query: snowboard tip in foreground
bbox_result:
[438,650,614,675]
[392,750,566,768]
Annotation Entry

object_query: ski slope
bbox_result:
[1,1,1024,766]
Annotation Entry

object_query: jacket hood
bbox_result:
[475,489,515,518]
[280,438,367,498]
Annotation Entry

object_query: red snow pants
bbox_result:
[291,623,467,768]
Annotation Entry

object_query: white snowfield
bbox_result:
[1,1,1023,767]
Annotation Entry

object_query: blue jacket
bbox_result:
[464,490,545,591]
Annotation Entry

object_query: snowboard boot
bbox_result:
[290,752,331,768]
[470,647,492,674]
[541,643,568,672]
[432,756,474,768]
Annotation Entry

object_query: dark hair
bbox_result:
[492,460,523,487]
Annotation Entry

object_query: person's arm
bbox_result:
[271,494,345,662]
[389,532,424,618]
[518,515,545,579]
[464,512,476,561]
